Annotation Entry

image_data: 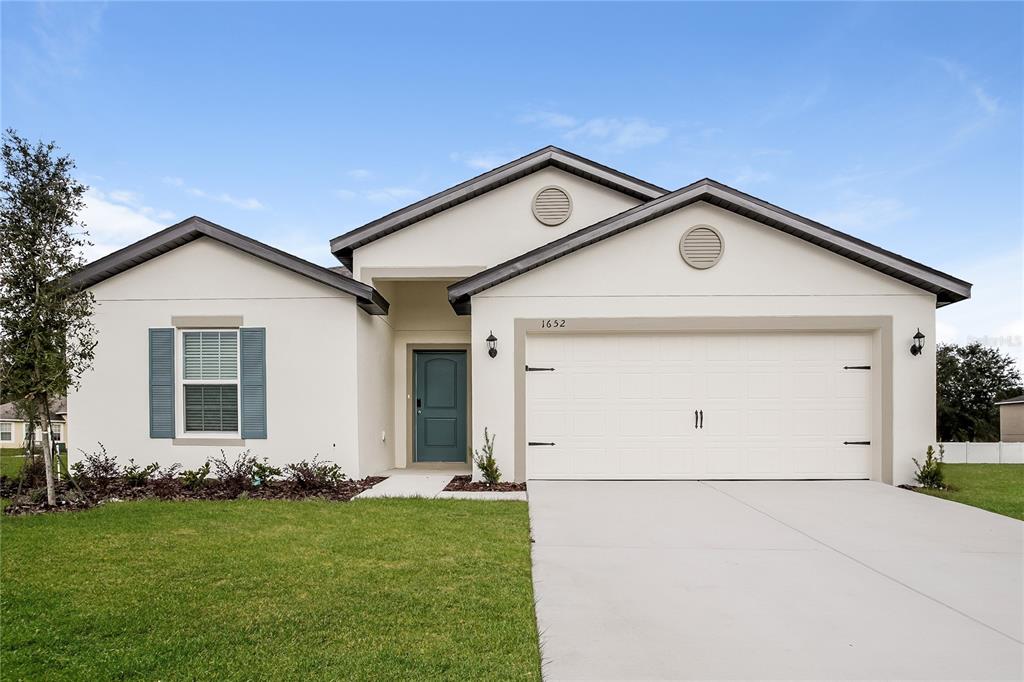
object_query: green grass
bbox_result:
[917,463,1024,520]
[0,451,69,480]
[0,499,541,680]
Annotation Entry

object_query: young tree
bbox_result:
[0,129,97,505]
[937,342,1022,442]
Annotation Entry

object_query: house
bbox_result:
[68,146,971,485]
[0,398,68,449]
[995,395,1024,442]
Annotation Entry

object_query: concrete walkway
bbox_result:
[355,468,527,501]
[528,480,1023,680]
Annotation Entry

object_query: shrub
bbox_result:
[122,459,161,487]
[16,455,47,488]
[181,461,211,491]
[913,444,945,489]
[71,443,120,487]
[473,428,501,485]
[284,455,346,490]
[210,450,282,493]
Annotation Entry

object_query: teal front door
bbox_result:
[414,351,468,462]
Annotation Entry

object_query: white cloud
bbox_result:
[813,191,915,232]
[730,166,774,186]
[165,176,264,210]
[937,250,1023,366]
[333,187,422,203]
[934,57,1002,116]
[449,151,516,170]
[79,189,168,261]
[517,110,578,129]
[346,169,372,180]
[519,110,670,152]
[563,117,669,152]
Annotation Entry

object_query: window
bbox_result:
[182,330,239,432]
[33,423,63,442]
[0,422,11,441]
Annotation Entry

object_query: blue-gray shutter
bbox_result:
[240,328,267,439]
[149,328,175,438]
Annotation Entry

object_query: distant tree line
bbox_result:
[937,342,1021,442]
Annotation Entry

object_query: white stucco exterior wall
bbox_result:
[357,311,394,476]
[468,202,937,486]
[69,237,367,477]
[351,167,641,282]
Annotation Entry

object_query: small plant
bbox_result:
[284,455,346,490]
[122,459,161,487]
[181,461,211,491]
[473,428,501,485]
[71,443,121,487]
[913,444,945,489]
[210,450,282,493]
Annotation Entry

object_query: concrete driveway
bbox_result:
[528,480,1023,680]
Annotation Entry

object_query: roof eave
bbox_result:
[69,216,391,315]
[447,180,972,310]
[328,145,668,266]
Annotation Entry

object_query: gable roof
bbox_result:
[0,398,66,422]
[69,216,390,315]
[328,145,668,271]
[995,395,1024,406]
[448,178,972,313]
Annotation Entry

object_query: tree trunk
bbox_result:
[38,397,56,506]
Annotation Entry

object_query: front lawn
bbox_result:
[0,499,541,680]
[916,463,1024,520]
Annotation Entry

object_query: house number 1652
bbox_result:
[541,319,566,328]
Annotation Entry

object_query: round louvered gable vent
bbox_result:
[679,225,724,269]
[532,186,572,226]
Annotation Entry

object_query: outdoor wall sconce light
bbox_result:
[486,331,498,358]
[910,328,926,356]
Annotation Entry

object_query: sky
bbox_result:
[2,1,1022,362]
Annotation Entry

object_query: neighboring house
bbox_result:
[68,146,971,485]
[995,395,1024,442]
[0,398,68,448]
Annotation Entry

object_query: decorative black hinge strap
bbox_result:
[843,365,871,370]
[843,441,871,445]
[528,442,556,446]
[525,366,556,372]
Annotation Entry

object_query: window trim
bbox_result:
[34,423,63,442]
[176,328,241,437]
[0,422,12,442]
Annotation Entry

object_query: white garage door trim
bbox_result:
[511,317,892,483]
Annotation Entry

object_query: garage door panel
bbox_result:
[619,373,655,399]
[617,410,655,437]
[836,372,871,398]
[527,332,873,480]
[748,372,785,399]
[707,372,746,399]
[571,411,608,437]
[655,372,699,399]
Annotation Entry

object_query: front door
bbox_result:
[414,350,468,462]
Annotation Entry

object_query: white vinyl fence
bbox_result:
[939,442,1024,464]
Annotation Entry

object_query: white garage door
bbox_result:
[526,332,874,480]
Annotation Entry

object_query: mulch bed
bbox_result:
[443,475,527,493]
[0,476,387,516]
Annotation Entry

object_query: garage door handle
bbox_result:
[699,410,703,429]
[843,441,871,445]
[528,441,556,446]
[695,410,699,429]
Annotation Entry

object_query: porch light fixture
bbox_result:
[910,328,926,356]
[486,331,498,358]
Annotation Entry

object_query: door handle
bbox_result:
[416,398,421,408]
[695,410,699,429]
[699,410,703,429]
